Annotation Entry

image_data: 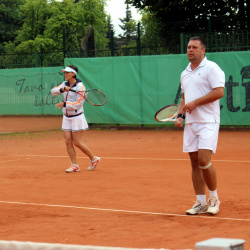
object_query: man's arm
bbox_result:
[183,87,224,114]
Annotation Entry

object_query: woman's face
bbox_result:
[64,71,75,81]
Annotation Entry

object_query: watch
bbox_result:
[177,114,185,119]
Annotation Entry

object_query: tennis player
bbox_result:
[175,37,225,215]
[51,65,100,172]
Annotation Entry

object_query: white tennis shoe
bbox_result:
[207,196,220,215]
[88,156,100,171]
[66,164,80,173]
[186,200,208,215]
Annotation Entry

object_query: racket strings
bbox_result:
[156,106,178,120]
[85,90,106,106]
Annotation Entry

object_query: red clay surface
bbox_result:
[0,116,250,249]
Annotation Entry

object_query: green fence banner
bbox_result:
[0,52,250,126]
[0,67,63,115]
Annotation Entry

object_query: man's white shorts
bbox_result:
[62,113,88,132]
[183,122,220,154]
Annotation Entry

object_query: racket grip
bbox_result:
[69,89,77,92]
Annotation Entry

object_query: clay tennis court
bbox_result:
[0,116,249,249]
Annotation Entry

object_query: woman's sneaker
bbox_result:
[207,196,220,215]
[66,164,80,173]
[88,157,100,171]
[186,200,208,215]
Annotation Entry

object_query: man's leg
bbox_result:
[186,151,208,215]
[189,151,206,195]
[198,149,217,192]
[198,149,220,214]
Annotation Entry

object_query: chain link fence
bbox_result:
[1,18,249,69]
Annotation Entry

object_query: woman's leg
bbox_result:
[72,131,95,161]
[63,130,77,164]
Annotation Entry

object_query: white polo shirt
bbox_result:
[181,57,225,124]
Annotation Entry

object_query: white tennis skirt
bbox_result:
[62,113,88,132]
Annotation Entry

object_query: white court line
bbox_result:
[18,155,250,163]
[0,160,20,164]
[0,200,250,222]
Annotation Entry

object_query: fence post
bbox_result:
[40,44,43,67]
[137,22,141,56]
[154,33,158,55]
[63,28,66,59]
[111,30,114,56]
[35,52,38,67]
[180,33,185,54]
[208,17,212,52]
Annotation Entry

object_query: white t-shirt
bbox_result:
[181,57,225,124]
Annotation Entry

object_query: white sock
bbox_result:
[197,195,207,205]
[209,190,218,198]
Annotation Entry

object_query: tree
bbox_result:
[17,0,51,42]
[76,0,108,50]
[44,0,86,52]
[119,0,137,41]
[128,0,249,33]
[106,14,115,38]
[139,11,162,46]
[0,0,25,53]
[3,0,109,54]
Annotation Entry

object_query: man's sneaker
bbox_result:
[186,200,208,215]
[207,196,220,215]
[66,164,80,173]
[88,156,100,171]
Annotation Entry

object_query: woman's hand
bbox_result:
[63,86,70,92]
[55,102,64,109]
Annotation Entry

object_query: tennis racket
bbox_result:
[154,104,179,122]
[69,88,106,106]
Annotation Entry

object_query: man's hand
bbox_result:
[175,117,184,127]
[183,100,197,114]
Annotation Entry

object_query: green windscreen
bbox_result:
[0,52,249,126]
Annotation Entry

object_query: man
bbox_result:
[175,37,225,215]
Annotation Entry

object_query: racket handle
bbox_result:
[69,89,77,92]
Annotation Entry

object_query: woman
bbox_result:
[51,65,100,172]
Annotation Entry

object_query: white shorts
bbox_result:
[62,113,88,132]
[183,123,220,154]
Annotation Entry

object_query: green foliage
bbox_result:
[14,37,55,53]
[44,0,84,51]
[17,0,51,42]
[77,0,109,50]
[119,1,137,39]
[0,0,25,53]
[106,14,115,38]
[139,11,161,46]
[128,0,250,33]
[2,0,109,54]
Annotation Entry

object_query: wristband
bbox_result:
[177,114,185,119]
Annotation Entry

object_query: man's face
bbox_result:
[187,40,205,63]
